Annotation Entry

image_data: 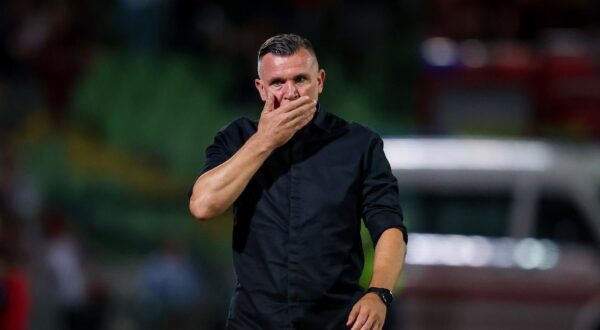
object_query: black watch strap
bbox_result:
[366,287,393,308]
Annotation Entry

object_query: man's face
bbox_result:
[255,48,325,108]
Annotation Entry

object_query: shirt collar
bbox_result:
[311,103,331,133]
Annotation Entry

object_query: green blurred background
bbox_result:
[1,1,599,329]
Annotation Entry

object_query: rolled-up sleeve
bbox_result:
[200,130,232,175]
[361,134,408,246]
[186,128,233,199]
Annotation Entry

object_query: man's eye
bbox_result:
[272,82,282,88]
[295,77,307,83]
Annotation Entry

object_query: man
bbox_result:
[188,34,407,330]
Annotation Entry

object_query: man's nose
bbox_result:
[283,82,300,100]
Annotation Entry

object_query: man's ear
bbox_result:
[317,69,326,94]
[255,79,266,101]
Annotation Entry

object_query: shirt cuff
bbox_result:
[365,209,408,246]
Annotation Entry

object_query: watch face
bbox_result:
[382,291,392,304]
[369,288,393,306]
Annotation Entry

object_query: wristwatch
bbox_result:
[366,287,393,308]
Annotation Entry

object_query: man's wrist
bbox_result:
[366,287,393,308]
[249,132,276,155]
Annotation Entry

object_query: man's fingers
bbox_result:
[285,107,316,131]
[360,317,375,330]
[351,310,368,330]
[283,101,316,123]
[347,305,360,326]
[279,95,313,113]
[372,320,380,330]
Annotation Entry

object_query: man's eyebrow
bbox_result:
[268,73,309,85]
[268,77,284,84]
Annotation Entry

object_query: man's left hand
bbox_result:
[346,293,387,330]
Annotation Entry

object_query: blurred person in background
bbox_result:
[0,203,31,330]
[1,141,41,237]
[136,237,207,330]
[188,33,407,330]
[41,208,107,330]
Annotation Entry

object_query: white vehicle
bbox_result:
[383,137,600,330]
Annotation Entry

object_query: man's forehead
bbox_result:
[258,49,317,78]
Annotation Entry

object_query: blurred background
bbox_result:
[1,0,599,329]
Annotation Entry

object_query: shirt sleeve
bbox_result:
[361,133,408,246]
[201,130,234,174]
[186,129,233,199]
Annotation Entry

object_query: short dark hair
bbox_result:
[258,34,316,60]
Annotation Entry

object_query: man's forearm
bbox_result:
[368,228,406,291]
[347,228,406,329]
[189,133,274,220]
[189,95,316,221]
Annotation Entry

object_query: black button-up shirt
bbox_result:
[190,108,407,329]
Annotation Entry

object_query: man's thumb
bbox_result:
[264,92,274,112]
